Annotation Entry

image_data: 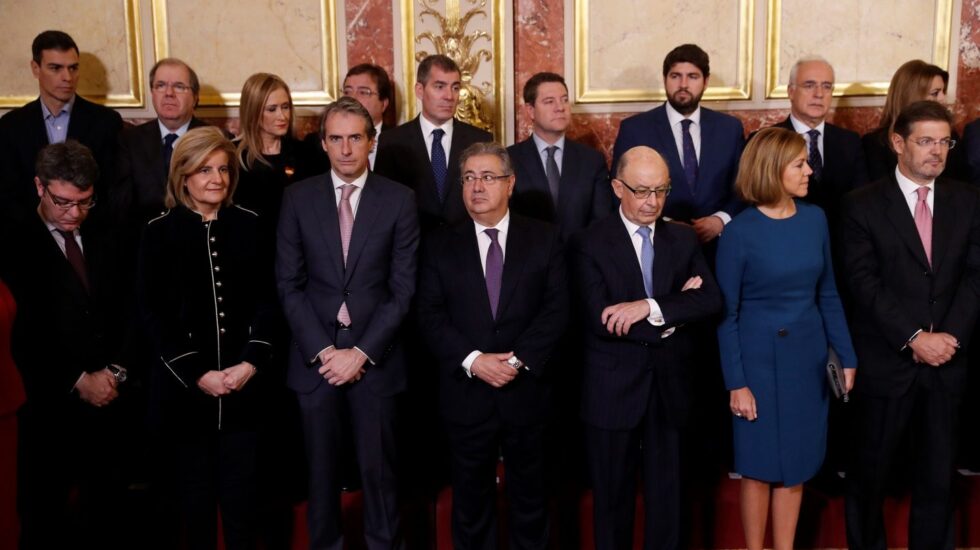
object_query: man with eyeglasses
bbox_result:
[417,142,568,549]
[841,100,980,550]
[0,30,122,221]
[1,141,130,549]
[570,146,721,550]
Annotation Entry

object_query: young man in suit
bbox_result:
[570,146,721,550]
[0,30,123,220]
[417,142,568,549]
[374,54,493,232]
[277,96,419,550]
[611,44,744,244]
[507,72,614,242]
[842,100,980,550]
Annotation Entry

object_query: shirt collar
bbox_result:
[330,168,369,190]
[531,132,565,155]
[158,118,193,141]
[40,95,75,119]
[665,101,700,128]
[789,114,825,135]
[895,166,934,197]
[473,210,511,236]
[618,206,656,238]
[419,114,454,137]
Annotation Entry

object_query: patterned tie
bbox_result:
[431,128,448,203]
[636,226,654,298]
[680,119,698,191]
[545,145,561,206]
[484,228,503,319]
[914,186,932,266]
[337,184,356,325]
[807,129,823,181]
[163,133,179,181]
[58,230,90,292]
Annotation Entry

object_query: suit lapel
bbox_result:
[344,176,382,284]
[66,96,90,142]
[311,177,346,281]
[931,179,953,273]
[408,117,440,205]
[558,140,582,220]
[496,216,528,321]
[652,221,673,297]
[883,179,931,270]
[27,100,49,151]
[652,108,683,174]
[456,223,495,321]
[604,217,647,298]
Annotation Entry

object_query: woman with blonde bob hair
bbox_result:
[716,127,857,550]
[140,125,276,550]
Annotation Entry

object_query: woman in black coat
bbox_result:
[139,126,276,550]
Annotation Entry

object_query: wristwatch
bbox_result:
[506,356,527,371]
[107,364,128,383]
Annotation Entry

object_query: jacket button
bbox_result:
[217,296,223,303]
[211,251,218,257]
[343,290,351,297]
[215,281,222,288]
[219,328,226,334]
[219,312,225,318]
[777,328,788,337]
[210,237,216,243]
[214,266,221,272]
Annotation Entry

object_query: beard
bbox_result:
[667,88,703,116]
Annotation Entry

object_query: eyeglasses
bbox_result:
[615,178,671,200]
[152,81,192,94]
[796,82,834,93]
[461,174,511,185]
[343,87,379,99]
[909,137,957,150]
[44,187,97,211]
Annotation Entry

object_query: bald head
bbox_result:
[612,146,671,226]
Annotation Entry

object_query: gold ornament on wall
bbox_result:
[415,0,493,132]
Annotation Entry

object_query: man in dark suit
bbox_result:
[277,97,419,550]
[417,142,568,549]
[570,146,721,550]
[375,54,493,232]
[507,72,613,242]
[1,141,128,550]
[0,30,123,220]
[611,44,744,244]
[842,101,980,550]
[963,117,980,185]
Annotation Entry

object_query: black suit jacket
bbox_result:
[417,213,569,426]
[276,171,420,395]
[374,116,493,232]
[963,118,980,186]
[507,136,614,242]
[841,175,980,397]
[0,95,123,219]
[570,214,722,430]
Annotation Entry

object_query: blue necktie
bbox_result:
[681,119,698,191]
[636,226,654,298]
[163,133,178,181]
[807,128,823,181]
[431,128,448,203]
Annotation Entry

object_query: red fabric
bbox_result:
[0,280,24,417]
[0,280,23,550]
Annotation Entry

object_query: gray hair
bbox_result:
[458,142,513,175]
[788,55,835,86]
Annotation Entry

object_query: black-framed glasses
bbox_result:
[44,187,97,211]
[615,178,671,200]
[343,86,379,99]
[909,137,957,150]
[461,173,511,186]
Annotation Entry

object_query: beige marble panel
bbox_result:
[154,0,338,106]
[0,0,142,107]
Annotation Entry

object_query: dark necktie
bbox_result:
[681,119,698,191]
[545,145,561,206]
[431,128,448,203]
[163,133,179,181]
[484,228,503,319]
[636,226,654,298]
[337,184,355,325]
[807,129,823,181]
[58,230,90,292]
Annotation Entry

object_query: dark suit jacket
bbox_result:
[841,175,980,397]
[417,213,569,426]
[507,136,614,242]
[963,118,980,186]
[276,172,420,395]
[611,105,745,223]
[570,214,722,430]
[374,116,493,232]
[0,95,123,219]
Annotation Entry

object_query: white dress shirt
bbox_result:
[42,219,83,256]
[531,132,565,176]
[461,212,511,376]
[789,114,825,159]
[618,208,673,337]
[157,118,193,144]
[419,115,454,167]
[895,167,935,217]
[664,102,731,225]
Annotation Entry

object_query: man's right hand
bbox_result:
[197,370,232,397]
[76,369,119,407]
[909,331,959,367]
[471,352,518,388]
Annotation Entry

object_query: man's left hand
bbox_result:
[318,348,368,386]
[692,216,724,243]
[601,300,651,336]
[222,362,256,391]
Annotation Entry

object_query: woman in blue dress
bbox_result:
[716,127,857,550]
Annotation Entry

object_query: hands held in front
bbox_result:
[76,368,118,407]
[844,368,856,393]
[197,362,256,396]
[692,216,724,243]
[601,276,703,336]
[318,348,367,386]
[910,331,959,367]
[730,387,758,421]
[471,352,518,388]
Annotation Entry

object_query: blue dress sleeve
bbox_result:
[716,220,748,389]
[814,209,858,369]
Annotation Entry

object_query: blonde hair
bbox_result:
[736,127,806,206]
[237,72,293,169]
[165,126,238,210]
[878,60,948,134]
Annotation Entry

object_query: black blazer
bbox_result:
[507,136,614,242]
[417,213,569,426]
[0,95,123,219]
[235,135,320,236]
[841,175,980,397]
[963,118,980,185]
[570,214,722,430]
[374,116,493,232]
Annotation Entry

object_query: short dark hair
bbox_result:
[522,72,567,105]
[150,58,201,98]
[32,30,79,64]
[35,140,99,191]
[662,44,710,79]
[319,96,377,141]
[892,100,954,139]
[347,63,393,103]
[417,54,460,84]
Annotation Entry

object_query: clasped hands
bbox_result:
[317,347,367,386]
[197,362,256,397]
[909,331,959,367]
[76,368,119,407]
[600,275,703,336]
[471,352,519,388]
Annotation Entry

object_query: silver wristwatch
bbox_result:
[506,356,526,371]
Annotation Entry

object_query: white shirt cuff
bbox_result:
[713,211,732,225]
[312,345,335,364]
[646,299,665,326]
[72,371,86,392]
[462,350,481,378]
[354,346,375,365]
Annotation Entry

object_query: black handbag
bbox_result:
[826,347,849,402]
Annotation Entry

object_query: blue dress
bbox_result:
[716,201,856,486]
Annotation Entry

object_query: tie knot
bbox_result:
[808,128,820,140]
[57,229,75,240]
[681,119,693,131]
[916,186,930,201]
[636,226,652,240]
[432,128,445,140]
[484,228,499,242]
[164,133,179,147]
[546,145,559,159]
[340,183,356,200]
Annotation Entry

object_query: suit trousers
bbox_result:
[845,367,961,550]
[297,328,403,550]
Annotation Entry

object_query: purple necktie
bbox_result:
[807,129,823,181]
[337,184,355,325]
[681,119,698,191]
[914,186,932,266]
[484,228,503,319]
[58,230,89,292]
